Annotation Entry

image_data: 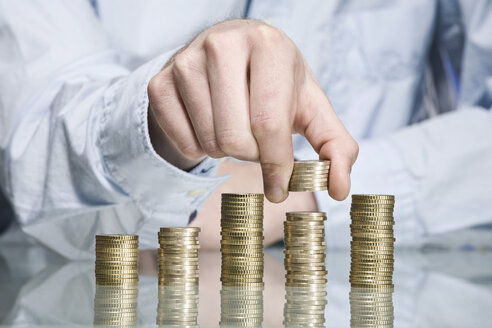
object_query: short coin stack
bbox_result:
[93,285,138,326]
[220,286,264,327]
[220,193,264,287]
[288,160,330,192]
[284,286,327,328]
[95,235,139,286]
[284,212,327,288]
[350,194,395,289]
[350,288,394,327]
[156,286,199,327]
[158,227,200,286]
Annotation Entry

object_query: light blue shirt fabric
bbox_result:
[0,0,491,258]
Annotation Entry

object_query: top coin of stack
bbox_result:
[284,212,327,288]
[93,285,138,326]
[350,194,395,290]
[95,234,139,286]
[220,193,264,287]
[158,227,200,286]
[288,160,330,192]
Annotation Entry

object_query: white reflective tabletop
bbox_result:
[0,245,491,327]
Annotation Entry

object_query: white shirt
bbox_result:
[1,0,491,258]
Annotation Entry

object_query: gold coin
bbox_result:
[286,212,327,218]
[350,248,395,253]
[160,227,200,233]
[292,160,330,166]
[284,220,325,225]
[351,240,395,246]
[288,185,328,191]
[96,234,138,240]
[220,251,264,257]
[288,181,328,187]
[221,231,264,236]
[284,232,325,238]
[94,248,138,253]
[351,202,394,208]
[222,193,264,198]
[284,248,326,254]
[352,194,394,201]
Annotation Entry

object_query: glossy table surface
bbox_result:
[0,244,491,327]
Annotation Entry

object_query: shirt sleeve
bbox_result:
[0,0,228,253]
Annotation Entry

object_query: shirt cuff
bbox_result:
[98,50,229,241]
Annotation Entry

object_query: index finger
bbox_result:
[249,27,296,203]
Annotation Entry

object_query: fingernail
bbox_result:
[268,186,286,203]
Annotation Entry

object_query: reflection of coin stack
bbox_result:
[156,286,199,327]
[350,195,395,289]
[284,287,327,328]
[93,285,138,326]
[288,160,330,192]
[350,288,394,328]
[95,235,139,286]
[220,193,264,287]
[158,227,200,286]
[284,212,327,288]
[220,286,264,327]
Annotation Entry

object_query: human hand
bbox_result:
[148,19,358,203]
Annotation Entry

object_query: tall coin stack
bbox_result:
[350,288,394,328]
[284,286,327,328]
[95,235,139,286]
[220,286,264,327]
[93,285,138,326]
[288,160,330,192]
[220,193,264,287]
[350,194,395,289]
[158,227,200,286]
[156,286,199,327]
[284,212,327,288]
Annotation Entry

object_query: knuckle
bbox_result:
[253,24,285,47]
[250,111,281,135]
[172,53,195,77]
[350,139,360,160]
[204,32,234,57]
[179,142,205,160]
[202,138,222,157]
[147,74,162,98]
[216,129,250,154]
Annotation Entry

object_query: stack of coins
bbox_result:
[350,288,394,328]
[93,285,138,326]
[156,286,199,327]
[284,286,327,328]
[95,235,139,286]
[288,160,330,192]
[350,194,395,289]
[284,212,327,288]
[158,227,200,286]
[220,286,264,327]
[220,193,264,287]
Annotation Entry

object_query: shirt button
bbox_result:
[188,188,207,197]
